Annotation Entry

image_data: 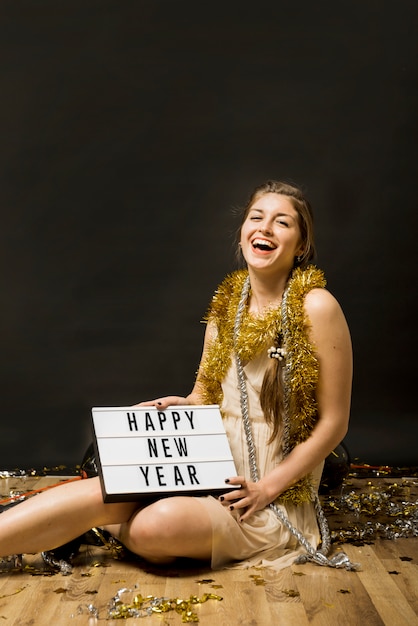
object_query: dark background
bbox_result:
[1,1,417,470]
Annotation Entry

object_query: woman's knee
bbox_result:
[119,497,212,557]
[125,499,175,543]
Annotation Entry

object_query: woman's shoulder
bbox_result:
[303,285,349,343]
[284,265,347,332]
[304,286,341,316]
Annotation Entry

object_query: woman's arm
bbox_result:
[224,288,353,520]
[135,320,217,410]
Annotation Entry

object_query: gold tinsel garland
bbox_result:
[198,266,326,505]
[74,586,223,622]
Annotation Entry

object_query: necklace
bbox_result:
[233,274,359,570]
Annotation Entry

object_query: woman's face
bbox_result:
[240,193,303,276]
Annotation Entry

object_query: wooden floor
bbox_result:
[1,475,418,626]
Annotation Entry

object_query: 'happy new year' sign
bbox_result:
[91,405,238,502]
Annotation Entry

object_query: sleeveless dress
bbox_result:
[197,350,323,571]
[194,267,327,570]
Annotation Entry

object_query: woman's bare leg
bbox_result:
[108,496,213,564]
[0,477,138,557]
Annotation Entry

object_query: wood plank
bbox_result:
[379,557,418,616]
[373,537,418,562]
[0,572,53,624]
[1,476,418,625]
[370,539,418,615]
[288,557,385,626]
[344,543,418,626]
[194,571,273,625]
[263,566,310,626]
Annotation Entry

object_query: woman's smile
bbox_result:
[251,237,277,253]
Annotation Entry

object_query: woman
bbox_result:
[0,181,354,570]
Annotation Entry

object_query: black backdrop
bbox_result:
[1,1,417,469]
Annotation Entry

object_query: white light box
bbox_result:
[91,404,239,502]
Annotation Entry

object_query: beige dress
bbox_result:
[198,350,323,571]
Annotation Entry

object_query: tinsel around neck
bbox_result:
[198,265,327,504]
[200,265,325,401]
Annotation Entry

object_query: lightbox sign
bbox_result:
[91,405,238,502]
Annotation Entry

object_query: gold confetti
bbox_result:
[0,586,26,600]
[195,578,215,584]
[53,587,67,594]
[22,565,55,577]
[79,588,224,622]
[282,588,300,598]
[249,574,266,586]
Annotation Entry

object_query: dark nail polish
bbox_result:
[229,505,234,511]
[225,478,230,483]
[219,496,224,502]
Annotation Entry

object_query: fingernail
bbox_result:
[229,505,234,511]
[219,496,224,502]
[225,478,230,483]
[157,402,162,406]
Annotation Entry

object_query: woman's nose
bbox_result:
[259,222,272,234]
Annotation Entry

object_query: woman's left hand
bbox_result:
[219,476,272,522]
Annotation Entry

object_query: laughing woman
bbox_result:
[0,181,355,571]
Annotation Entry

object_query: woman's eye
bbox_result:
[277,220,289,227]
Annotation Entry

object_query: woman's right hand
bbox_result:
[133,396,190,411]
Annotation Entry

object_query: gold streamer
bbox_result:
[198,265,326,505]
[76,587,223,622]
